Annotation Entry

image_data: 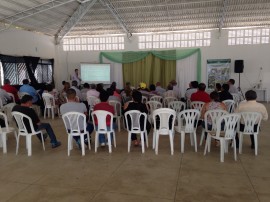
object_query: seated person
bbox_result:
[60,89,93,148]
[215,83,222,93]
[123,90,151,146]
[70,80,82,101]
[2,79,19,103]
[87,84,100,98]
[228,79,238,94]
[155,82,166,96]
[107,88,121,102]
[219,84,233,101]
[93,91,115,146]
[80,83,90,102]
[185,81,198,101]
[12,95,61,148]
[235,90,268,149]
[190,83,211,103]
[164,84,177,98]
[0,88,11,105]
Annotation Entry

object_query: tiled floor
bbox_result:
[1,104,270,202]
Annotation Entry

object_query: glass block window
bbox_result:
[138,31,211,49]
[63,36,125,51]
[228,28,270,45]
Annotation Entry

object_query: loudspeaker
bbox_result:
[234,60,244,73]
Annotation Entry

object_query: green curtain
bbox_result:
[99,48,201,81]
[123,53,176,88]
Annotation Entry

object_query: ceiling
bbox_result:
[0,0,270,41]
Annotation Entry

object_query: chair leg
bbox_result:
[67,135,71,156]
[2,133,7,154]
[140,132,145,154]
[239,132,243,154]
[107,132,112,153]
[233,138,237,161]
[220,139,225,162]
[95,132,99,153]
[80,135,85,156]
[181,132,185,153]
[169,132,174,155]
[190,133,194,146]
[52,108,54,119]
[155,133,159,155]
[118,118,121,132]
[113,132,116,148]
[128,132,131,153]
[27,136,32,156]
[40,133,45,151]
[145,131,149,148]
[193,132,197,152]
[254,134,258,156]
[16,135,20,155]
[152,131,156,150]
[87,133,91,150]
[44,108,46,119]
[200,129,205,146]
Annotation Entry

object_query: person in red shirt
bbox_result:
[93,91,115,146]
[2,79,19,103]
[190,83,211,103]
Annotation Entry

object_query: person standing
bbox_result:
[228,79,238,94]
[71,68,82,87]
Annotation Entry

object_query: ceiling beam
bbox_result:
[55,0,98,44]
[99,0,132,38]
[0,0,76,32]
[219,0,228,33]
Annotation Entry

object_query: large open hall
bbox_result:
[0,0,270,201]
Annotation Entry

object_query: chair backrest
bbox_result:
[108,100,122,116]
[231,93,241,106]
[18,92,29,99]
[222,100,235,113]
[0,112,9,132]
[11,111,36,134]
[62,112,87,133]
[150,95,163,102]
[146,101,162,115]
[124,110,147,132]
[168,101,186,114]
[141,96,148,104]
[216,113,240,139]
[87,96,100,109]
[178,109,200,133]
[7,93,15,103]
[163,97,178,107]
[42,93,55,108]
[190,101,205,112]
[152,108,176,134]
[240,112,262,134]
[204,109,228,132]
[92,110,114,132]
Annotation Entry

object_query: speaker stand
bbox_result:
[238,73,244,100]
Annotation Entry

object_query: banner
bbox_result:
[207,59,231,89]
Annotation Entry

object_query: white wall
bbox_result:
[0,28,55,58]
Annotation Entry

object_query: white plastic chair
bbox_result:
[239,112,262,155]
[204,113,240,162]
[168,101,186,114]
[163,97,178,108]
[109,100,122,132]
[12,111,45,156]
[92,110,116,153]
[222,100,235,113]
[0,112,17,153]
[42,93,60,119]
[7,93,15,103]
[146,101,162,123]
[141,96,148,103]
[62,112,91,156]
[200,110,228,146]
[87,96,101,118]
[152,108,176,155]
[175,109,200,153]
[190,101,205,113]
[150,95,163,103]
[231,93,241,107]
[124,110,148,153]
[18,92,30,99]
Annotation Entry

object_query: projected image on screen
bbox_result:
[80,63,111,84]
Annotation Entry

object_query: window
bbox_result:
[138,31,211,49]
[34,59,53,84]
[228,28,270,45]
[63,36,125,51]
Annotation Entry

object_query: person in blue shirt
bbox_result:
[19,79,44,114]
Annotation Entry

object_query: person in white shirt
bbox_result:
[185,81,198,101]
[70,80,82,101]
[71,69,81,86]
[170,80,181,99]
[228,79,238,94]
[0,88,11,105]
[164,84,177,98]
[86,84,100,98]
